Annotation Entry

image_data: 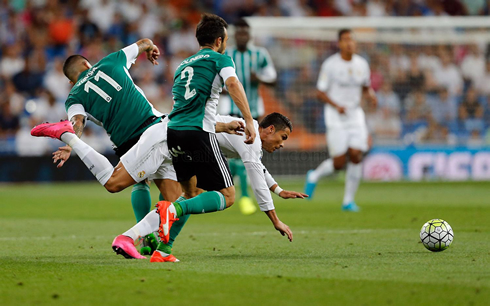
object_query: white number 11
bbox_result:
[84,71,122,102]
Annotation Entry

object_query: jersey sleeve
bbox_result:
[317,59,330,92]
[264,167,278,189]
[217,54,237,83]
[121,43,139,69]
[244,162,275,211]
[65,96,87,120]
[257,48,277,83]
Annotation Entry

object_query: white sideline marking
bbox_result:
[0,229,403,241]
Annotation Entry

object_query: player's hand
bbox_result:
[336,105,346,114]
[273,220,293,242]
[244,121,256,144]
[147,44,160,66]
[250,72,259,83]
[368,92,378,108]
[279,190,308,199]
[225,120,245,135]
[52,145,72,168]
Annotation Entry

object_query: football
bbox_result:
[420,219,454,252]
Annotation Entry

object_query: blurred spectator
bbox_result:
[12,57,44,97]
[475,60,490,96]
[0,42,25,79]
[459,87,485,132]
[460,44,485,88]
[427,87,458,124]
[389,44,410,75]
[420,120,457,145]
[31,90,67,124]
[78,9,101,47]
[167,20,199,55]
[407,53,426,91]
[119,0,143,23]
[1,81,25,116]
[377,82,401,115]
[44,57,71,101]
[433,52,463,96]
[85,0,116,32]
[405,90,431,123]
[0,101,20,138]
[15,117,53,156]
[366,0,386,16]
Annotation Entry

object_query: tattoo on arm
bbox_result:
[136,39,153,57]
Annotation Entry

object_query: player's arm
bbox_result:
[264,167,307,199]
[316,61,346,113]
[253,48,277,86]
[54,103,87,168]
[134,38,160,65]
[215,120,245,135]
[362,61,377,107]
[122,39,160,68]
[244,161,293,241]
[224,76,256,144]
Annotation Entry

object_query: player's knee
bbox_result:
[350,152,364,164]
[104,180,124,193]
[225,194,235,208]
[333,159,345,170]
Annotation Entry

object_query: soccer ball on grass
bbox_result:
[420,219,454,252]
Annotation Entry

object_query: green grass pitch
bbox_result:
[1,181,489,305]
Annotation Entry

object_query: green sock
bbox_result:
[131,182,151,222]
[235,160,249,198]
[159,193,164,201]
[174,191,226,217]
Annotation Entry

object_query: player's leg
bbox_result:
[31,121,116,188]
[341,126,368,212]
[305,128,348,198]
[131,181,152,222]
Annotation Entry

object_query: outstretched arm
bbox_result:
[135,38,160,66]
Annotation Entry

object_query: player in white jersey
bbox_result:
[304,29,377,212]
[112,113,308,261]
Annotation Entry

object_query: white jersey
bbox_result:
[317,53,370,128]
[215,115,277,212]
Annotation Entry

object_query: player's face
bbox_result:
[262,126,291,153]
[218,28,228,54]
[339,32,356,54]
[235,27,250,49]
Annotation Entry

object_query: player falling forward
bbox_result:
[219,18,277,215]
[112,113,307,261]
[304,29,377,212]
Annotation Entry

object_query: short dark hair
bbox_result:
[338,29,351,41]
[63,55,89,81]
[234,18,249,28]
[196,13,228,47]
[259,112,293,132]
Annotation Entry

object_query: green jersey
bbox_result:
[225,45,276,118]
[65,44,160,148]
[169,48,236,133]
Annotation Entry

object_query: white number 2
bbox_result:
[84,71,122,103]
[181,67,197,100]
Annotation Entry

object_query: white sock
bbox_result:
[61,133,114,186]
[343,162,363,205]
[309,158,334,183]
[123,209,160,240]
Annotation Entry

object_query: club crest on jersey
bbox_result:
[137,171,146,178]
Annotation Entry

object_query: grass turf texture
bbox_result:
[0,181,489,305]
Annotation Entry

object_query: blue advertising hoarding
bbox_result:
[363,146,490,181]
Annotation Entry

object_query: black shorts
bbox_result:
[167,128,233,191]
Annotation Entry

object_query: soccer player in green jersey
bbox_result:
[220,18,277,215]
[150,14,268,255]
[31,38,183,221]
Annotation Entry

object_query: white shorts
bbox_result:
[326,124,368,157]
[120,120,177,183]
